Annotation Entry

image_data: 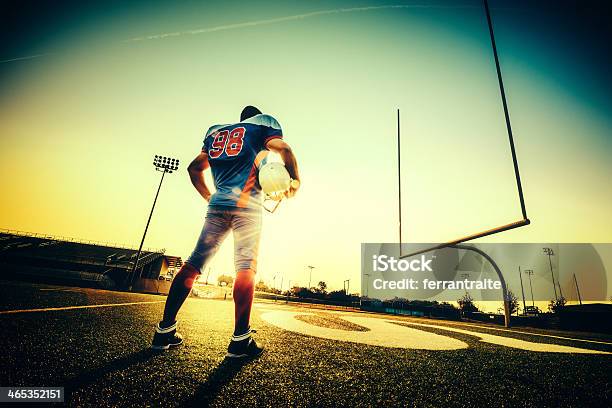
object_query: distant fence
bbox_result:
[255,292,360,310]
[362,304,461,320]
[464,307,612,334]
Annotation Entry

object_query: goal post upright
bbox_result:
[392,1,532,327]
[397,109,402,254]
[398,0,530,261]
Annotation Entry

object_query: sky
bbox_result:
[1,0,611,300]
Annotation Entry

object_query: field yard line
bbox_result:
[402,321,610,354]
[0,300,165,314]
[440,322,612,346]
[326,311,612,346]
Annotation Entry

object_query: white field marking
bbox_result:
[0,301,165,315]
[401,322,610,354]
[261,309,610,354]
[260,310,468,350]
[326,311,612,346]
[452,322,612,346]
[255,305,290,312]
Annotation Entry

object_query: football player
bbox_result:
[152,105,300,358]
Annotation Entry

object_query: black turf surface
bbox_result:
[1,280,611,407]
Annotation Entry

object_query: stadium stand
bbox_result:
[0,229,179,292]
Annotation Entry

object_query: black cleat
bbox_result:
[226,329,264,359]
[151,322,183,351]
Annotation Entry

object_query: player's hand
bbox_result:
[286,179,300,198]
[203,192,212,202]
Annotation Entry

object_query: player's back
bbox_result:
[202,114,283,210]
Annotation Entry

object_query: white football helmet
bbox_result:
[258,162,297,212]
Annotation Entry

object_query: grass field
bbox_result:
[1,280,611,407]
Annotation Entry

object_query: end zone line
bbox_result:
[325,311,612,346]
[430,320,612,346]
[390,317,612,346]
[0,300,165,315]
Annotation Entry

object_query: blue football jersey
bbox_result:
[201,114,283,210]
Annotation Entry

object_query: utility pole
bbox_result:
[524,269,535,307]
[518,266,526,314]
[573,273,583,305]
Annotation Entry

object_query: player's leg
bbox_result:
[226,210,263,358]
[152,209,231,350]
[233,268,256,335]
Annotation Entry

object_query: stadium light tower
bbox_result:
[307,265,315,289]
[363,273,370,297]
[128,155,179,290]
[344,279,350,295]
[543,247,558,301]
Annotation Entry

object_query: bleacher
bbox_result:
[0,229,166,289]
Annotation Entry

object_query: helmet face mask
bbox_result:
[266,190,286,202]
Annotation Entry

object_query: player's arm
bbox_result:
[266,138,300,197]
[187,152,212,202]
